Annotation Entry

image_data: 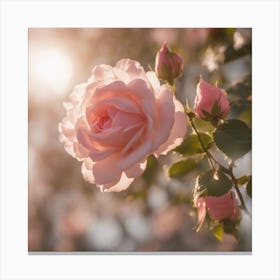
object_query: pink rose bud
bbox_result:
[155,42,183,85]
[194,77,230,121]
[194,191,241,231]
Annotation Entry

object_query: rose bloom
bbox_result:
[59,59,187,192]
[194,191,241,230]
[194,78,230,120]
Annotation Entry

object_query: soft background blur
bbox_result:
[28,28,252,252]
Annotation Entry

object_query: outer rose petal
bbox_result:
[127,79,155,121]
[59,117,76,140]
[118,140,152,171]
[115,59,147,83]
[152,85,175,150]
[81,159,95,184]
[146,71,160,92]
[154,98,187,155]
[91,154,122,185]
[125,160,147,178]
[101,172,134,192]
[91,64,116,82]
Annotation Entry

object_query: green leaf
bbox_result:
[174,133,213,156]
[246,176,252,198]
[213,119,251,160]
[142,154,158,183]
[239,108,252,128]
[168,159,197,178]
[193,117,215,133]
[237,176,249,185]
[197,170,232,196]
[213,223,224,241]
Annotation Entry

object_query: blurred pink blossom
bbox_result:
[59,59,187,192]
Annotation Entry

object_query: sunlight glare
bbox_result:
[30,47,73,94]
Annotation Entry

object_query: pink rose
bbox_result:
[194,78,230,121]
[58,59,187,192]
[155,42,183,85]
[194,191,241,230]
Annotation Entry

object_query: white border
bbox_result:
[1,0,280,279]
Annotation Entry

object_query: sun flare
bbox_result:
[30,47,73,94]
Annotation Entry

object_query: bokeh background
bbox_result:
[28,28,252,252]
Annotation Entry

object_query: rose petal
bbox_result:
[112,110,143,129]
[121,126,145,155]
[81,158,95,184]
[89,146,115,161]
[115,59,147,82]
[101,172,134,192]
[127,79,155,133]
[73,142,90,159]
[152,85,175,150]
[146,71,160,92]
[118,140,152,171]
[154,98,187,155]
[90,80,127,105]
[91,64,116,82]
[59,117,75,140]
[125,160,147,178]
[92,154,122,185]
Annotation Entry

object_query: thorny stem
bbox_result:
[188,114,251,218]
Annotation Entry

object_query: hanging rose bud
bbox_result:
[194,77,230,123]
[155,42,183,85]
[193,191,241,231]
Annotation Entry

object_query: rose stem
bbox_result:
[188,114,251,217]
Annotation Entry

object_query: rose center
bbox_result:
[92,114,112,133]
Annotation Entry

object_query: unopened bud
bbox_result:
[155,42,183,85]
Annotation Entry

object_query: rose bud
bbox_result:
[194,191,241,231]
[194,77,230,122]
[155,42,183,85]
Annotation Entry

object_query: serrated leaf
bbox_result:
[197,170,232,196]
[168,158,197,178]
[246,176,252,198]
[174,133,213,156]
[237,176,249,185]
[213,119,251,160]
[213,223,224,241]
